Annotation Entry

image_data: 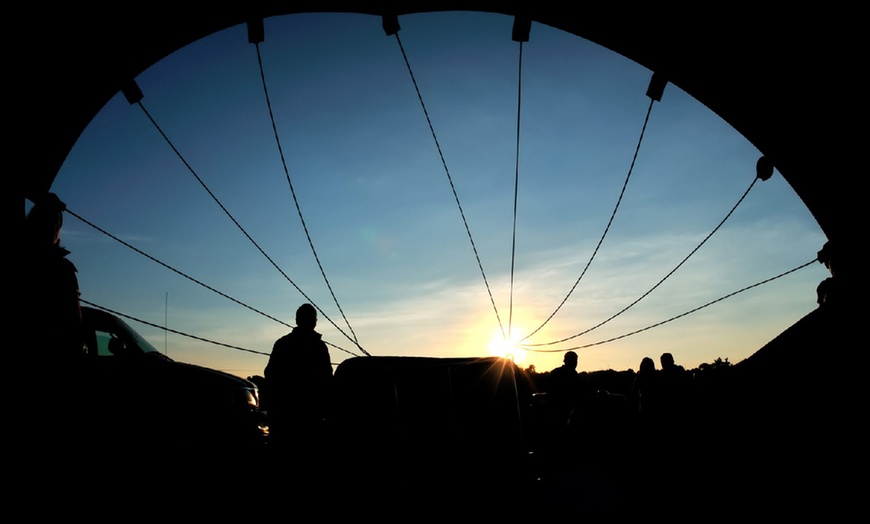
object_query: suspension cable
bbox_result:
[68,208,362,358]
[67,208,290,328]
[522,94,657,342]
[81,299,361,358]
[523,168,765,348]
[390,29,508,341]
[82,299,269,356]
[124,91,369,355]
[520,258,818,352]
[251,37,360,345]
[508,39,524,342]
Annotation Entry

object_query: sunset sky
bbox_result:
[48,11,828,379]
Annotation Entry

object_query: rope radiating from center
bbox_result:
[81,299,360,359]
[391,31,508,341]
[83,299,270,356]
[521,97,657,342]
[519,258,817,352]
[67,208,290,329]
[132,100,369,356]
[67,208,361,359]
[523,173,763,348]
[253,41,360,346]
[508,40,524,342]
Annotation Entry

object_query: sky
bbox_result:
[49,11,828,380]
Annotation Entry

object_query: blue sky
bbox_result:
[50,11,827,379]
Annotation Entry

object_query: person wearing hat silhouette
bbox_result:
[20,192,84,361]
[816,239,854,309]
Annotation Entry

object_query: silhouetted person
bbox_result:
[264,303,333,471]
[19,193,87,472]
[658,352,690,415]
[816,239,856,310]
[659,352,682,372]
[541,351,595,470]
[548,351,581,428]
[657,352,692,457]
[20,193,84,362]
[628,357,659,421]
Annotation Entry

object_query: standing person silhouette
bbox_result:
[18,192,86,479]
[629,357,659,421]
[264,303,333,474]
[542,350,592,472]
[548,351,581,428]
[658,352,689,416]
[816,239,856,310]
[20,192,84,362]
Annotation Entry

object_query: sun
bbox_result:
[487,327,528,365]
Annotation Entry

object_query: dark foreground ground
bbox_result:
[14,306,861,519]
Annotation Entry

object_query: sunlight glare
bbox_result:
[487,327,528,365]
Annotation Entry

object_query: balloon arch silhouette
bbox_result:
[14,3,856,255]
[9,5,859,518]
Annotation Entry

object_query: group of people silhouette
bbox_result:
[628,351,691,422]
[532,349,698,513]
[543,349,691,431]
